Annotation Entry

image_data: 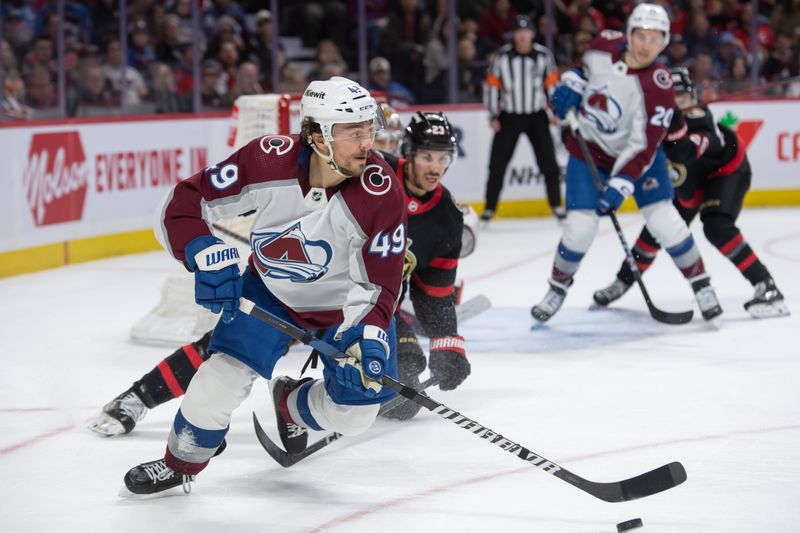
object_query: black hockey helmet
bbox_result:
[670,67,696,100]
[401,111,457,161]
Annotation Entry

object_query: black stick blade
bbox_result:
[608,461,688,502]
[650,307,694,325]
[253,412,295,468]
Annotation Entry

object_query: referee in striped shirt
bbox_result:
[482,15,563,222]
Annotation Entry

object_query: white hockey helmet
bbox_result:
[300,76,385,176]
[627,3,671,50]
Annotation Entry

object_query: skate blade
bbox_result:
[701,317,722,330]
[747,302,791,319]
[530,321,550,331]
[588,303,608,311]
[87,413,126,437]
[118,485,188,499]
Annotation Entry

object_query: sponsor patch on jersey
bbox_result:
[360,164,392,196]
[653,69,673,90]
[259,135,295,156]
[251,222,332,283]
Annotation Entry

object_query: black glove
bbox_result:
[428,336,470,391]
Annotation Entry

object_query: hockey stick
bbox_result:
[407,294,492,337]
[565,110,694,325]
[240,298,687,502]
[212,221,249,244]
[253,377,438,468]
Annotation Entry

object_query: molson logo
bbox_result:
[23,131,89,226]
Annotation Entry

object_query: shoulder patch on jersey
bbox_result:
[686,108,707,119]
[259,135,295,156]
[653,69,673,90]
[600,29,624,40]
[360,164,393,196]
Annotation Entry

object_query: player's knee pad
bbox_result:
[305,380,380,436]
[562,210,598,254]
[642,200,690,249]
[180,353,258,430]
[700,211,738,248]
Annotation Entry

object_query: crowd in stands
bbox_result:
[2,0,800,121]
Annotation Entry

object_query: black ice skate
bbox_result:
[531,281,568,322]
[552,206,567,221]
[744,278,790,319]
[272,376,312,455]
[124,458,194,495]
[87,387,148,437]
[691,277,723,321]
[593,278,632,307]
[123,441,226,495]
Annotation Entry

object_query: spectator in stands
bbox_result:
[379,0,430,92]
[23,64,58,111]
[171,39,196,97]
[714,31,743,78]
[127,0,166,45]
[460,16,494,60]
[21,37,57,82]
[207,15,247,60]
[569,0,605,33]
[74,64,119,115]
[169,0,197,45]
[367,56,415,106]
[296,1,348,50]
[570,31,593,66]
[1,69,34,121]
[664,33,691,69]
[597,0,633,31]
[128,19,157,75]
[692,51,721,101]
[536,12,572,66]
[346,0,393,55]
[202,0,248,42]
[478,0,518,48]
[150,62,190,113]
[719,55,752,95]
[1,39,19,76]
[199,59,226,110]
[2,8,34,63]
[156,15,185,66]
[102,39,148,106]
[225,61,263,105]
[685,12,718,56]
[731,2,774,54]
[420,16,455,103]
[761,33,796,81]
[279,61,308,93]
[247,9,279,90]
[216,41,241,96]
[456,35,485,103]
[33,2,92,47]
[308,39,348,82]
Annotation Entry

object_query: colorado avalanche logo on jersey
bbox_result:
[582,87,623,134]
[360,164,392,196]
[259,135,295,156]
[251,222,332,283]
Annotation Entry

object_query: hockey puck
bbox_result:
[616,518,643,532]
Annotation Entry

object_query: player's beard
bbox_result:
[337,151,370,177]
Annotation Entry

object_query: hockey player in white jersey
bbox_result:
[531,3,722,322]
[123,77,407,495]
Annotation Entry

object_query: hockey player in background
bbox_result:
[531,3,723,323]
[122,77,407,495]
[593,68,789,318]
[93,113,471,443]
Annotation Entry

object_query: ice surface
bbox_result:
[1,208,798,532]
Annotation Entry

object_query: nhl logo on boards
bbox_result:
[23,131,89,226]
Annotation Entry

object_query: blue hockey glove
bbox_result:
[185,235,243,324]
[596,176,635,216]
[336,325,390,397]
[551,69,586,119]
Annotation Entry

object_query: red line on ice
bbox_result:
[0,425,73,456]
[303,422,800,532]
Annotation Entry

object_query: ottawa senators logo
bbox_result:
[668,161,687,188]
